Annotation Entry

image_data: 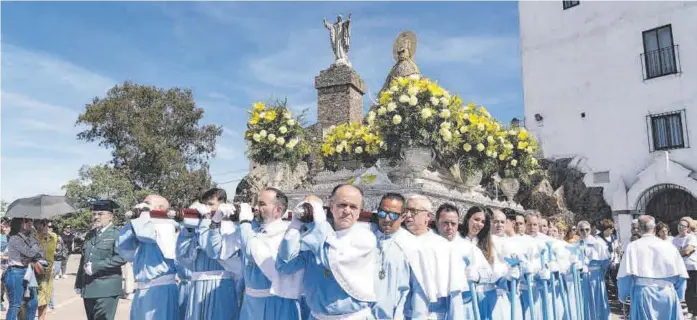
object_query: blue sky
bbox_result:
[1,1,522,202]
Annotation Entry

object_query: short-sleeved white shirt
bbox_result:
[672,234,697,271]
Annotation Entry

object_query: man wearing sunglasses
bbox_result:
[370,193,412,320]
[576,220,611,320]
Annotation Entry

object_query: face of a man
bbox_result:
[678,220,690,236]
[631,223,639,235]
[436,210,459,241]
[204,197,222,213]
[540,219,549,235]
[92,211,113,229]
[404,199,431,235]
[578,224,591,238]
[514,215,525,235]
[377,198,404,235]
[330,186,363,231]
[256,190,281,223]
[525,216,539,235]
[491,212,506,236]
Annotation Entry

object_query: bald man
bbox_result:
[117,195,180,319]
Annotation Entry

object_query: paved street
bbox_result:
[2,254,130,320]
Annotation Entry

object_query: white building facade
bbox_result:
[519,1,697,244]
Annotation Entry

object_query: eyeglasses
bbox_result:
[678,224,688,229]
[377,209,402,221]
[405,208,429,215]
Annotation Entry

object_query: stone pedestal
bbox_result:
[315,64,366,137]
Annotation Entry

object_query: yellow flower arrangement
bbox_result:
[493,125,541,183]
[372,75,463,161]
[321,122,384,171]
[448,103,501,177]
[245,100,310,167]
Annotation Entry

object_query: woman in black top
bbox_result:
[2,218,45,320]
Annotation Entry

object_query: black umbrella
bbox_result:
[5,194,78,219]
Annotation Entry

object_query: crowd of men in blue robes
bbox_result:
[80,184,690,320]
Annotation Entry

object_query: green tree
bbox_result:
[61,165,151,230]
[75,81,222,207]
[0,200,7,218]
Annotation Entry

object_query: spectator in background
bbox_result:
[555,221,568,241]
[59,225,75,279]
[539,218,550,235]
[548,223,559,239]
[31,219,57,320]
[0,219,9,312]
[3,218,44,320]
[657,222,673,242]
[672,217,696,318]
[565,225,579,243]
[597,219,621,299]
[514,214,525,236]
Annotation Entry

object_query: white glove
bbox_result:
[189,202,211,217]
[290,202,308,230]
[238,203,254,222]
[310,201,326,224]
[213,203,235,223]
[507,267,521,280]
[74,288,82,295]
[466,267,480,283]
[84,262,93,276]
[537,269,551,280]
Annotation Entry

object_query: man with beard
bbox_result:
[276,184,376,319]
[370,193,412,319]
[403,196,467,319]
[75,200,127,320]
[206,187,304,320]
[116,195,180,319]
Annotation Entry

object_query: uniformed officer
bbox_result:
[74,200,127,320]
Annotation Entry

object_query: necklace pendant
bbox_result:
[378,270,386,280]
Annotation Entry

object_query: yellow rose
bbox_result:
[253,102,264,111]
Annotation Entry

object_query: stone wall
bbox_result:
[315,64,366,132]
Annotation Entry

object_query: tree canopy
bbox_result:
[74,81,222,207]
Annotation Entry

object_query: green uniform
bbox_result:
[75,225,126,320]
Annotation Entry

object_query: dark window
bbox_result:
[563,1,579,9]
[642,25,678,79]
[650,111,685,151]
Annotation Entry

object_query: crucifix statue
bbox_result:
[323,13,352,67]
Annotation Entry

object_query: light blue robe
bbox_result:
[116,218,179,320]
[208,220,301,320]
[176,220,240,320]
[276,221,375,319]
[176,261,192,320]
[617,234,689,320]
[618,275,686,319]
[577,237,611,320]
[372,227,411,319]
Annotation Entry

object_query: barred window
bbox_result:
[563,1,579,10]
[650,111,684,151]
[642,25,678,79]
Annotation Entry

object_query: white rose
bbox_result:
[463,143,472,152]
[390,86,399,92]
[336,145,344,153]
[487,136,494,143]
[276,137,286,145]
[511,159,518,166]
[476,143,485,152]
[399,95,409,103]
[430,96,440,106]
[409,96,418,106]
[387,102,397,112]
[392,115,402,124]
[279,126,288,134]
[440,109,451,118]
[440,97,450,106]
[477,124,486,131]
[421,108,432,119]
[355,146,363,154]
[459,126,468,133]
[283,112,291,119]
[252,134,261,142]
[259,130,267,137]
[409,74,421,80]
[378,107,387,115]
[287,119,296,126]
[268,134,276,142]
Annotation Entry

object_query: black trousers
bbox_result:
[687,270,697,315]
[83,296,119,320]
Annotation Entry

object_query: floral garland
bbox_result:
[320,122,384,171]
[244,101,309,167]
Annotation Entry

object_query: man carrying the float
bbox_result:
[369,193,412,319]
[276,184,377,319]
[576,220,611,320]
[176,188,241,320]
[514,211,550,320]
[207,187,304,320]
[618,215,689,320]
[403,195,467,319]
[116,194,179,319]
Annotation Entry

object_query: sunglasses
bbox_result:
[377,209,402,221]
